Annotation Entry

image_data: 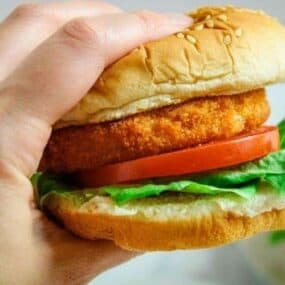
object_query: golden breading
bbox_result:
[40,89,270,173]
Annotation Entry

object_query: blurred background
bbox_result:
[1,1,284,284]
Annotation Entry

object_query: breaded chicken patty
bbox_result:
[40,89,270,173]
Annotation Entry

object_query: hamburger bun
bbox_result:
[57,6,285,128]
[43,184,285,251]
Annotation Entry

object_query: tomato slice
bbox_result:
[78,126,280,187]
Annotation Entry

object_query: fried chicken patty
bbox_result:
[40,89,270,173]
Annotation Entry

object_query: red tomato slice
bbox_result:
[78,126,280,187]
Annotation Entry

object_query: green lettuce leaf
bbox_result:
[32,172,257,207]
[34,172,75,205]
[189,150,285,190]
[103,181,257,205]
[279,119,285,149]
[269,231,285,245]
[264,174,285,194]
[268,121,285,247]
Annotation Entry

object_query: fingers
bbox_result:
[0,1,122,80]
[7,11,192,124]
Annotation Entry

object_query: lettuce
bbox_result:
[269,231,285,245]
[32,172,257,207]
[268,121,285,245]
[279,118,285,149]
[103,181,257,205]
[32,173,75,198]
[189,150,285,191]
[33,119,285,206]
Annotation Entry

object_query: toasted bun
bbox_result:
[56,6,285,128]
[43,184,285,251]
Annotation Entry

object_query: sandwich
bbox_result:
[33,6,285,251]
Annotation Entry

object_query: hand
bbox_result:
[0,1,191,284]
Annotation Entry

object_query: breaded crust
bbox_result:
[40,89,269,173]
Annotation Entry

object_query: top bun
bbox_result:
[57,6,285,128]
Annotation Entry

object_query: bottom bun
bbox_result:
[43,184,285,251]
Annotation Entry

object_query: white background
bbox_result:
[0,1,284,285]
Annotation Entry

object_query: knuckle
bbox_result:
[135,10,156,34]
[10,3,45,18]
[62,18,100,48]
[98,2,123,13]
[8,3,58,25]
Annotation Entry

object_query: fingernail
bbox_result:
[164,13,193,26]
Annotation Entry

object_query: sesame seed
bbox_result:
[176,33,185,39]
[186,35,197,44]
[224,34,232,45]
[194,23,204,31]
[235,28,242,37]
[206,19,214,28]
[217,14,228,22]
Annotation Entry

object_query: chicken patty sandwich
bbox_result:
[34,6,285,250]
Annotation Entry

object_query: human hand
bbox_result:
[0,1,191,284]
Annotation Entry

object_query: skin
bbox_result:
[0,1,192,284]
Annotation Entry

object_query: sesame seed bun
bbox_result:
[56,6,285,128]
